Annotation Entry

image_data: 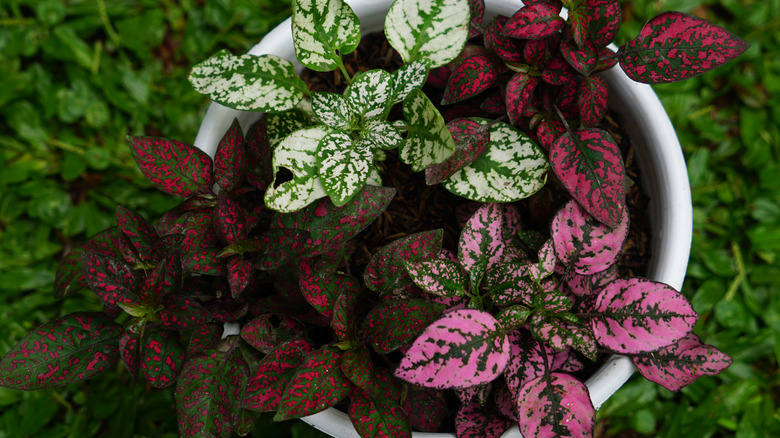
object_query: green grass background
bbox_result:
[0,0,777,436]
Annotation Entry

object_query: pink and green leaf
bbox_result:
[159,295,213,331]
[80,252,140,306]
[503,3,565,40]
[0,312,121,390]
[128,136,214,197]
[578,76,609,128]
[214,118,246,192]
[405,258,469,298]
[442,55,500,105]
[245,339,313,412]
[485,15,524,62]
[361,298,445,354]
[530,316,599,361]
[458,203,506,289]
[591,278,698,353]
[141,329,186,388]
[455,399,512,438]
[505,72,539,123]
[227,256,254,299]
[395,309,510,389]
[215,194,248,245]
[364,229,444,294]
[517,373,595,438]
[425,118,491,185]
[299,257,350,320]
[403,386,449,432]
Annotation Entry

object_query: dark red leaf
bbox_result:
[81,252,141,307]
[361,298,445,354]
[128,136,215,197]
[403,386,449,432]
[505,72,539,123]
[252,228,310,270]
[183,247,226,276]
[479,90,506,114]
[468,0,486,39]
[216,194,248,245]
[141,330,186,388]
[245,118,274,191]
[143,252,181,302]
[160,295,213,330]
[426,120,491,184]
[579,76,609,128]
[241,315,305,355]
[442,55,501,105]
[587,0,622,47]
[364,230,444,294]
[186,323,223,358]
[561,38,598,76]
[534,116,566,150]
[523,38,548,66]
[341,347,374,391]
[485,16,524,62]
[503,3,565,40]
[116,205,160,264]
[119,319,145,381]
[542,56,577,85]
[227,256,254,299]
[214,118,246,193]
[245,339,313,412]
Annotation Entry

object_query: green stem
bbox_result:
[336,57,352,84]
[96,0,120,46]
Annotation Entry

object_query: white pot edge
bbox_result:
[192,1,692,437]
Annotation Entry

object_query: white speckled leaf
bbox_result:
[265,126,330,213]
[443,119,548,202]
[318,131,374,206]
[267,105,315,148]
[391,60,431,104]
[292,0,361,71]
[346,70,393,119]
[402,88,456,172]
[312,92,357,129]
[361,119,403,150]
[189,51,308,112]
[385,0,470,68]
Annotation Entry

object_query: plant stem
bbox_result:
[96,0,120,46]
[337,58,352,84]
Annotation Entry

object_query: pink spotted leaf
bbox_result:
[504,330,553,395]
[497,305,532,330]
[517,373,595,438]
[631,333,732,391]
[227,256,253,299]
[141,329,186,388]
[128,136,214,197]
[119,319,145,381]
[588,0,622,47]
[186,323,223,358]
[274,346,353,420]
[244,338,313,412]
[361,298,445,354]
[591,278,698,353]
[403,386,449,432]
[241,315,305,355]
[364,229,443,294]
[456,382,491,406]
[142,252,182,302]
[214,118,246,192]
[215,194,248,246]
[159,295,213,331]
[175,339,249,438]
[458,203,507,290]
[116,206,160,264]
[0,312,121,390]
[80,252,141,307]
[456,399,512,438]
[485,15,524,62]
[480,90,506,114]
[425,119,491,185]
[561,38,598,76]
[503,3,565,40]
[530,315,598,361]
[395,309,510,389]
[442,55,501,105]
[405,258,469,298]
[485,262,535,306]
[550,128,627,228]
[620,12,748,84]
[578,76,609,128]
[505,72,539,124]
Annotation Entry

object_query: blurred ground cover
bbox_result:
[0,0,777,437]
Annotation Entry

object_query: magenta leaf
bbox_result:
[143,252,181,302]
[485,16,524,62]
[578,76,609,128]
[503,3,565,40]
[274,346,353,420]
[550,128,627,228]
[0,312,121,390]
[244,118,274,190]
[214,118,246,192]
[632,333,732,391]
[542,56,577,85]
[215,194,248,246]
[442,55,501,105]
[561,38,598,76]
[141,329,185,388]
[592,278,698,353]
[128,136,215,197]
[505,330,553,395]
[468,0,485,39]
[341,347,374,391]
[159,295,213,330]
[241,315,304,355]
[183,247,226,276]
[456,399,512,438]
[187,323,223,358]
[227,256,253,299]
[587,0,621,47]
[299,257,352,320]
[517,373,595,438]
[119,319,145,381]
[80,252,141,307]
[567,4,589,48]
[458,203,506,290]
[565,264,618,298]
[406,258,469,298]
[620,11,748,84]
[530,316,599,361]
[505,72,539,124]
[176,340,249,438]
[331,281,360,340]
[404,386,449,432]
[395,309,510,389]
[361,298,445,354]
[364,229,443,294]
[425,119,491,185]
[116,206,160,264]
[245,339,313,412]
[552,199,629,275]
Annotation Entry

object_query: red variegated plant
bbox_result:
[1,0,743,438]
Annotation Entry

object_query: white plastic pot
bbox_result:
[193,1,693,436]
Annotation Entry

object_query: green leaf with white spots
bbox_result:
[443,119,548,202]
[361,119,403,150]
[265,126,331,213]
[318,131,374,206]
[189,51,308,112]
[267,106,315,148]
[385,0,470,68]
[401,88,456,172]
[313,92,357,129]
[292,0,361,72]
[390,60,431,104]
[346,70,393,119]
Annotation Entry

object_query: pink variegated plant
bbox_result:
[1,0,742,438]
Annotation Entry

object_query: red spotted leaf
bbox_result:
[406,258,469,298]
[468,0,485,39]
[620,11,748,84]
[187,323,223,358]
[485,16,524,62]
[543,56,577,85]
[179,209,217,254]
[517,373,595,438]
[632,333,732,391]
[331,281,360,340]
[504,3,565,40]
[349,387,411,438]
[480,90,506,114]
[535,116,566,150]
[426,119,491,185]
[403,386,449,432]
[395,309,510,389]
[458,203,506,290]
[159,295,213,330]
[588,0,621,47]
[276,185,396,256]
[143,252,182,302]
[0,312,121,390]
[341,347,374,391]
[119,319,145,381]
[442,55,501,105]
[561,38,598,76]
[216,195,247,245]
[245,339,313,412]
[82,226,124,256]
[364,230,444,294]
[505,72,539,123]
[252,228,310,270]
[524,38,548,66]
[183,247,226,276]
[55,248,89,299]
[578,76,608,128]
[274,346,352,420]
[240,315,305,355]
[456,399,512,438]
[80,252,141,307]
[591,278,698,353]
[128,136,215,197]
[141,330,185,388]
[595,46,619,72]
[556,81,580,120]
[361,298,445,354]
[550,128,627,228]
[215,118,246,192]
[245,118,274,190]
[504,330,553,395]
[176,340,249,438]
[227,257,253,299]
[567,4,590,48]
[530,315,598,361]
[117,206,160,264]
[298,257,346,320]
[552,199,629,275]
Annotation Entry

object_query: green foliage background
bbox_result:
[0,0,777,436]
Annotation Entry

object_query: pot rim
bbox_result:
[193,1,692,436]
